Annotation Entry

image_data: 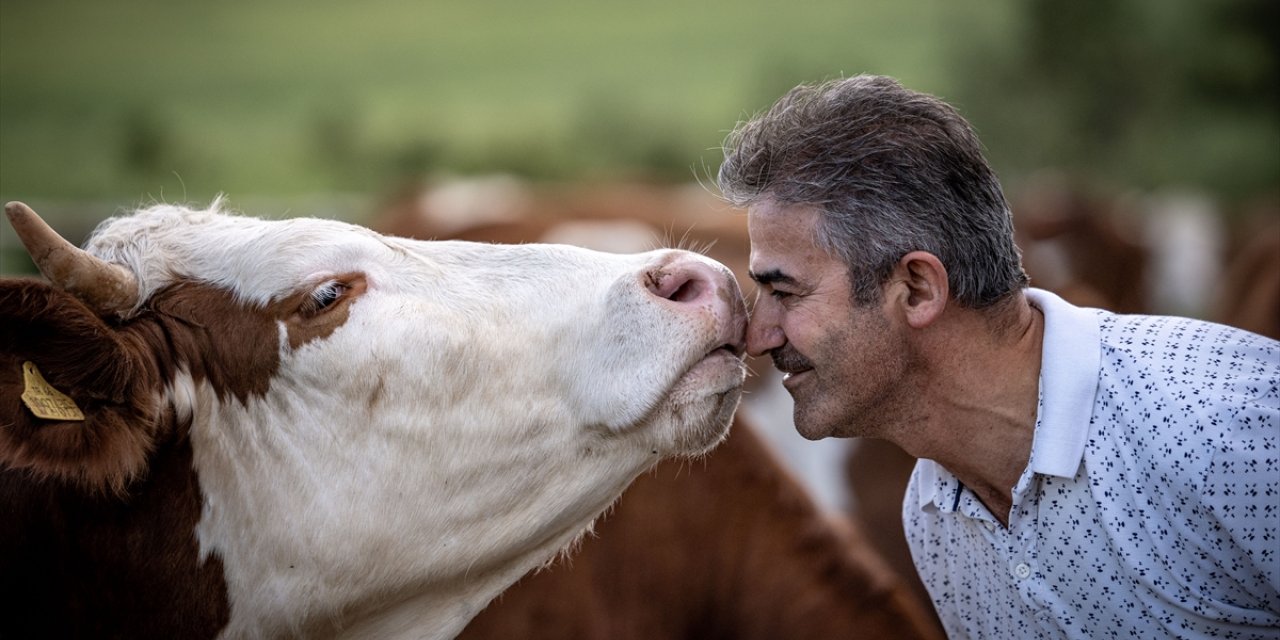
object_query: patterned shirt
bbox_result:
[904,288,1280,639]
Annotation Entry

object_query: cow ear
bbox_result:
[0,279,161,493]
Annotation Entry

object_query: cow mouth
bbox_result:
[708,342,745,359]
[692,310,748,377]
[679,340,747,389]
[694,336,747,373]
[705,308,747,363]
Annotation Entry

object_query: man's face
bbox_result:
[745,200,910,440]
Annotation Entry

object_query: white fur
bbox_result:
[84,202,745,639]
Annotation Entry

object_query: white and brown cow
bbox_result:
[0,199,747,639]
[372,179,944,638]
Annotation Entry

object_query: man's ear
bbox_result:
[892,251,949,329]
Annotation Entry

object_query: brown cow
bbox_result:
[461,414,942,640]
[1011,174,1150,314]
[1214,206,1280,341]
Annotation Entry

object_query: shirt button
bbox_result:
[1013,562,1032,580]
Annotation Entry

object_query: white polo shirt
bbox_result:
[904,288,1280,639]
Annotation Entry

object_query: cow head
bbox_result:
[0,199,746,637]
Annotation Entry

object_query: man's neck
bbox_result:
[897,297,1044,527]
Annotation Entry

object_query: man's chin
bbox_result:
[785,375,832,440]
[791,410,837,441]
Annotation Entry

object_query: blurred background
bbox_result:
[3,0,1276,215]
[2,2,1277,632]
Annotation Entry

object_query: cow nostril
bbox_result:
[647,268,709,303]
[668,277,705,303]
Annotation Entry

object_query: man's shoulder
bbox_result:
[1097,310,1263,346]
[1096,312,1278,393]
[1084,312,1278,489]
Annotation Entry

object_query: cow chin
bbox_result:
[651,349,746,456]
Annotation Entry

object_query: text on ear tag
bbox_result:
[20,361,86,421]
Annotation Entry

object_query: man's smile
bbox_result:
[781,368,814,389]
[772,346,815,390]
[771,345,813,375]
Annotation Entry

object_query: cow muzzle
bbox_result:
[643,251,748,359]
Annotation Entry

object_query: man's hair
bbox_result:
[718,74,1028,308]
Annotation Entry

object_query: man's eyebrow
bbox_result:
[748,269,800,287]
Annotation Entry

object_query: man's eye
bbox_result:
[769,290,793,301]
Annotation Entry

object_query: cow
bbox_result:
[0,198,748,639]
[1213,209,1280,341]
[1011,174,1151,314]
[371,178,944,638]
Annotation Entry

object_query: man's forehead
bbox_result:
[746,201,830,282]
[746,198,821,224]
[747,199,825,245]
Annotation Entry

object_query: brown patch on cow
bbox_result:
[1214,216,1280,340]
[460,415,942,640]
[0,425,231,638]
[367,374,387,411]
[0,275,328,636]
[1,278,255,636]
[279,273,367,350]
[0,271,366,489]
[143,280,283,404]
[1,280,162,493]
[845,438,943,633]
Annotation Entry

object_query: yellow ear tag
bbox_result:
[21,361,86,421]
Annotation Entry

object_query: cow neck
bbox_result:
[1,279,290,639]
[0,422,232,638]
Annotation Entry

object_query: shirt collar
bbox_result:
[1024,288,1101,478]
[916,457,943,510]
[916,288,1101,511]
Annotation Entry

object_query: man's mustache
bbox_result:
[770,346,814,373]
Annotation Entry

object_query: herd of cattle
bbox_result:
[1,174,1275,638]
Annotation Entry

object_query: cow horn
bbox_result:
[6,201,140,315]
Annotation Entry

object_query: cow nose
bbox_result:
[645,253,748,355]
[645,254,725,305]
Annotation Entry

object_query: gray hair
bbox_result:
[718,75,1028,308]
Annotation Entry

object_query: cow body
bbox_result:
[0,200,747,638]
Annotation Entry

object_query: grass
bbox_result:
[1,0,981,205]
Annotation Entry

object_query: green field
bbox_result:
[1,0,1275,212]
[0,0,998,203]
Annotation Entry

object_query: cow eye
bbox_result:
[301,280,350,316]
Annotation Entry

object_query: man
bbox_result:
[718,74,1278,638]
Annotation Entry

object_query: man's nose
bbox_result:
[745,300,785,358]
